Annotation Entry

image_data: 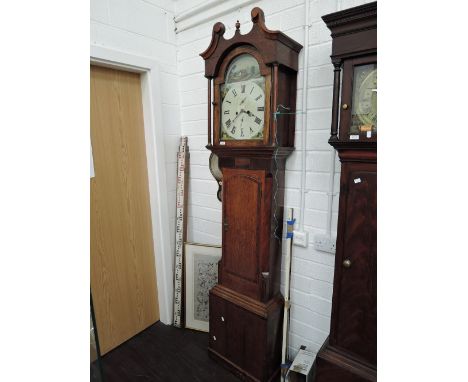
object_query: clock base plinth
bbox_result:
[208,285,283,382]
[314,338,376,382]
[208,349,281,382]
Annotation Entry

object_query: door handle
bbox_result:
[343,259,352,268]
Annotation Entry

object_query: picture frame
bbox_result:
[184,242,222,332]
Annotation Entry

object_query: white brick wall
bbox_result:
[174,0,373,361]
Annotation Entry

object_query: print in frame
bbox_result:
[184,243,222,332]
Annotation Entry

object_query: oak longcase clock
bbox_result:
[314,3,377,382]
[200,8,302,382]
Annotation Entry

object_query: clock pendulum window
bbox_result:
[201,8,302,382]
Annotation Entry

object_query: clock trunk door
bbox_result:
[331,162,377,365]
[221,168,268,299]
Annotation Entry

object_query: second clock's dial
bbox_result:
[221,82,265,140]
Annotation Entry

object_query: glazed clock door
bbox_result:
[339,54,377,142]
[213,45,272,147]
[220,53,266,141]
[221,168,270,299]
[331,162,377,365]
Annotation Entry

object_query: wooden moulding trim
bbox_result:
[208,348,261,382]
[200,8,302,59]
[322,2,377,32]
[200,21,226,60]
[329,140,377,151]
[318,344,377,381]
[335,149,376,165]
[211,285,283,318]
[207,145,294,159]
[208,348,281,382]
[338,149,376,160]
[200,7,302,77]
[249,7,302,52]
[330,48,377,63]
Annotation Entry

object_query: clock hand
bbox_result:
[232,111,243,123]
[233,109,248,123]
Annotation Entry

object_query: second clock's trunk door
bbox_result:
[332,162,377,365]
[221,168,265,299]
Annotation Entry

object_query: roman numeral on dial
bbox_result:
[257,106,264,111]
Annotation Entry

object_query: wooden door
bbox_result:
[90,65,159,355]
[332,162,377,365]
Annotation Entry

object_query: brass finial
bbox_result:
[235,20,240,31]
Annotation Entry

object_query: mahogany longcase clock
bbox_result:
[200,8,302,382]
[314,3,377,382]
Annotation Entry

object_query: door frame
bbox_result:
[91,45,173,324]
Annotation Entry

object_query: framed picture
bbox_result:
[184,243,221,332]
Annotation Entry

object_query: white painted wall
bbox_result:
[174,0,375,361]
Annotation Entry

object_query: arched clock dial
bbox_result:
[221,81,265,140]
[219,53,266,141]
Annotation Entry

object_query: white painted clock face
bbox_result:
[221,81,265,140]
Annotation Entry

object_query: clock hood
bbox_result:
[200,7,302,78]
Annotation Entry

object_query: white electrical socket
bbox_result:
[293,231,308,247]
[314,234,336,254]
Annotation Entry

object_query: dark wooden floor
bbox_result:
[91,321,241,382]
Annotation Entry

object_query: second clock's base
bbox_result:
[314,338,376,382]
[208,285,283,382]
